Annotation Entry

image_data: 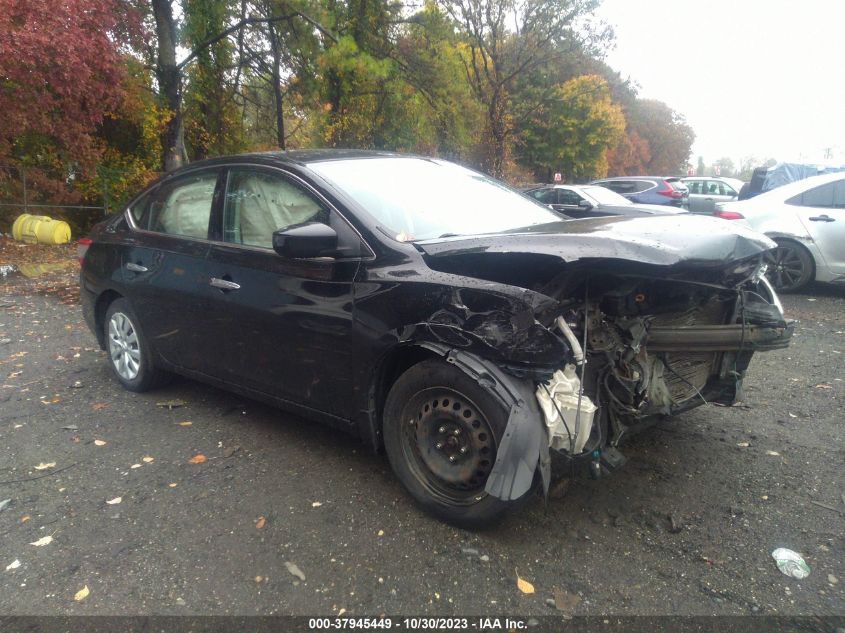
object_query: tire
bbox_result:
[103,298,167,392]
[383,359,536,528]
[764,240,814,293]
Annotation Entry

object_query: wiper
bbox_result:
[436,232,462,238]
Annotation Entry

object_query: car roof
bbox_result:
[167,149,412,172]
[594,176,667,181]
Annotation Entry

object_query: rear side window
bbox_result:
[788,181,845,208]
[145,171,220,239]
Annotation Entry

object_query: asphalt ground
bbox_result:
[0,243,843,624]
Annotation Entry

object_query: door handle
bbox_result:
[210,277,241,291]
[809,215,835,222]
[125,262,148,272]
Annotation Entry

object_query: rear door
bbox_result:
[123,168,223,372]
[203,166,366,417]
[790,179,845,274]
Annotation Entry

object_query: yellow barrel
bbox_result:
[11,213,71,244]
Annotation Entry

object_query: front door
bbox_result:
[792,179,845,275]
[204,166,365,418]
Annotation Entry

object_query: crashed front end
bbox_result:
[415,218,795,501]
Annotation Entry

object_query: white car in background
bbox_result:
[681,176,746,213]
[715,172,845,292]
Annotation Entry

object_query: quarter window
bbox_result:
[223,169,329,249]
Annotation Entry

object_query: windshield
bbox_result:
[580,185,632,206]
[308,157,560,241]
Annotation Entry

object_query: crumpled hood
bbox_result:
[417,214,776,268]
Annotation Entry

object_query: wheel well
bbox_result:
[372,345,440,442]
[770,237,817,279]
[94,290,123,348]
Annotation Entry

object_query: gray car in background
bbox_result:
[682,176,746,213]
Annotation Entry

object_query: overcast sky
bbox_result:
[595,0,844,168]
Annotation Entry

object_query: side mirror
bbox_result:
[272,222,338,259]
[578,199,594,210]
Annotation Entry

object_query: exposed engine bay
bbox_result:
[535,265,793,460]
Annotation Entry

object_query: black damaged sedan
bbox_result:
[80,151,793,527]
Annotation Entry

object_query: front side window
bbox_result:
[223,169,329,249]
[147,171,219,239]
[557,189,583,206]
[528,189,555,204]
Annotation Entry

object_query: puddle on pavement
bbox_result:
[1,261,76,279]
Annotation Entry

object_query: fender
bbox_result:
[419,343,551,501]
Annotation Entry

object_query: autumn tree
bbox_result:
[0,0,131,201]
[625,99,694,174]
[606,129,650,176]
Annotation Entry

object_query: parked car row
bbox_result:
[532,170,843,294]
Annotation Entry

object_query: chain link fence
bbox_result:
[0,165,111,238]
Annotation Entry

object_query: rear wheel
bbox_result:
[764,240,814,293]
[104,298,166,392]
[383,359,535,528]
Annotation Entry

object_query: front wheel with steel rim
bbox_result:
[383,359,535,528]
[764,240,814,293]
[103,298,166,392]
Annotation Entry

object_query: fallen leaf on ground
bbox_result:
[765,450,780,456]
[736,442,750,448]
[188,454,206,465]
[168,483,177,488]
[30,535,53,547]
[92,403,109,411]
[61,425,78,430]
[130,464,141,469]
[157,399,186,409]
[223,446,240,458]
[377,530,384,536]
[177,421,192,427]
[106,497,122,505]
[814,384,833,390]
[20,515,30,523]
[142,456,154,463]
[255,516,266,529]
[311,501,322,508]
[73,585,89,602]
[94,440,106,446]
[0,499,10,512]
[284,561,306,581]
[553,587,581,612]
[516,572,535,594]
[6,559,21,571]
[34,462,56,471]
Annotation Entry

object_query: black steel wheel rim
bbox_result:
[764,246,806,291]
[400,387,497,506]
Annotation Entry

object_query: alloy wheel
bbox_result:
[107,312,141,381]
[764,245,808,292]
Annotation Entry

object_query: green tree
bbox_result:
[518,74,624,182]
[183,0,245,159]
[439,0,607,177]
